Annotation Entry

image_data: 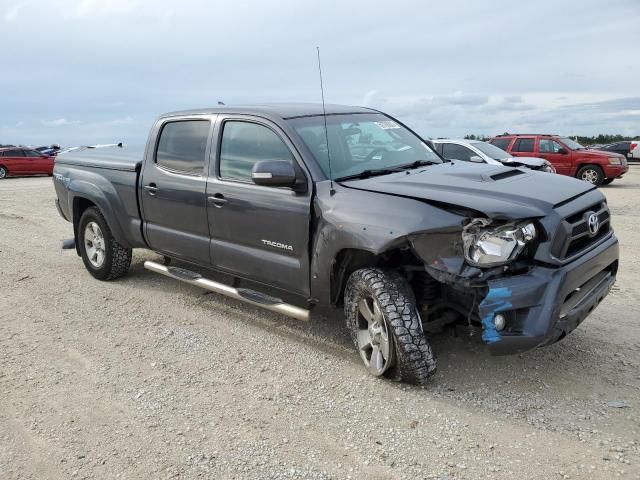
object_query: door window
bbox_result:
[538,139,563,153]
[441,143,477,161]
[219,121,294,182]
[512,138,535,152]
[23,149,43,157]
[155,120,210,175]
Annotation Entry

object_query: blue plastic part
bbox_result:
[478,287,513,344]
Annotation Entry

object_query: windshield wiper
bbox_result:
[396,159,440,169]
[334,167,403,182]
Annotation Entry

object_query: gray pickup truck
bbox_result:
[53,104,619,384]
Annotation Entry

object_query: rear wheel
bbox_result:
[78,207,132,280]
[576,165,604,186]
[601,178,615,186]
[0,166,7,179]
[344,268,437,384]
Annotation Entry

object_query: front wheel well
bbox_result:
[330,246,423,305]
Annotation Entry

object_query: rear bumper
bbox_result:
[479,233,619,355]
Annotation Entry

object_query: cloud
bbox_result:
[72,0,140,18]
[41,118,82,126]
[3,3,22,21]
[0,0,638,144]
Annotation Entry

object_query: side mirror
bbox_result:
[557,147,568,155]
[469,155,484,163]
[252,160,297,188]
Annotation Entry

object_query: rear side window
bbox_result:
[512,138,535,152]
[219,121,294,182]
[441,143,476,161]
[155,120,210,175]
[491,138,512,150]
[2,149,24,157]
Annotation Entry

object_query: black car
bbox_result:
[596,141,632,158]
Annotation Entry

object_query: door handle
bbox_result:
[208,193,227,207]
[143,184,159,196]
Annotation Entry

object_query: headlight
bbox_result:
[462,219,536,267]
[608,157,621,165]
[542,161,556,173]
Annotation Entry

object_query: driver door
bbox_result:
[206,116,312,296]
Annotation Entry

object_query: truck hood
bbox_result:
[339,162,596,219]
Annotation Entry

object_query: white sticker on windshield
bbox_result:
[375,120,401,130]
[397,145,411,151]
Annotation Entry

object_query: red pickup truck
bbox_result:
[489,134,628,186]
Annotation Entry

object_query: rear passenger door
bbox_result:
[206,116,312,296]
[139,116,214,264]
[510,137,536,158]
[2,149,26,173]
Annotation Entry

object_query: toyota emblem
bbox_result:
[588,213,600,236]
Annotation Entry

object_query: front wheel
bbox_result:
[78,207,132,280]
[576,165,605,186]
[344,268,437,384]
[0,166,7,179]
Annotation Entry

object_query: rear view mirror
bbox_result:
[252,160,297,188]
[469,155,484,163]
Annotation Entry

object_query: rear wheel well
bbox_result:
[72,197,98,254]
[330,246,423,306]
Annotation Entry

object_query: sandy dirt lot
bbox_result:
[1,169,639,479]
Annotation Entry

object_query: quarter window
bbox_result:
[219,121,294,182]
[512,138,535,152]
[441,143,477,162]
[155,120,210,175]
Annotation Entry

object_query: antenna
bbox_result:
[316,46,335,195]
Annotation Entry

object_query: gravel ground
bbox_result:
[1,170,639,479]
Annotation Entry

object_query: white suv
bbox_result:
[432,139,556,173]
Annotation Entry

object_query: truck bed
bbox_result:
[55,145,144,171]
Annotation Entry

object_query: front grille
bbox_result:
[553,202,611,259]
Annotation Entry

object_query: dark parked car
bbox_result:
[595,141,633,159]
[0,147,55,179]
[53,104,619,384]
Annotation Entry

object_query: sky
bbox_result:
[1,0,639,146]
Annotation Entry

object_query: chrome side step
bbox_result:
[143,260,310,321]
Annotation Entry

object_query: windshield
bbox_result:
[288,113,440,179]
[470,141,511,160]
[559,137,585,150]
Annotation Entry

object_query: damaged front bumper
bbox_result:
[477,233,619,355]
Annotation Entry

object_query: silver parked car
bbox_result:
[432,139,556,173]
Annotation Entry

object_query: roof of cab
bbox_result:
[160,103,375,120]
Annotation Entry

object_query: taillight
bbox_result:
[631,143,638,150]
